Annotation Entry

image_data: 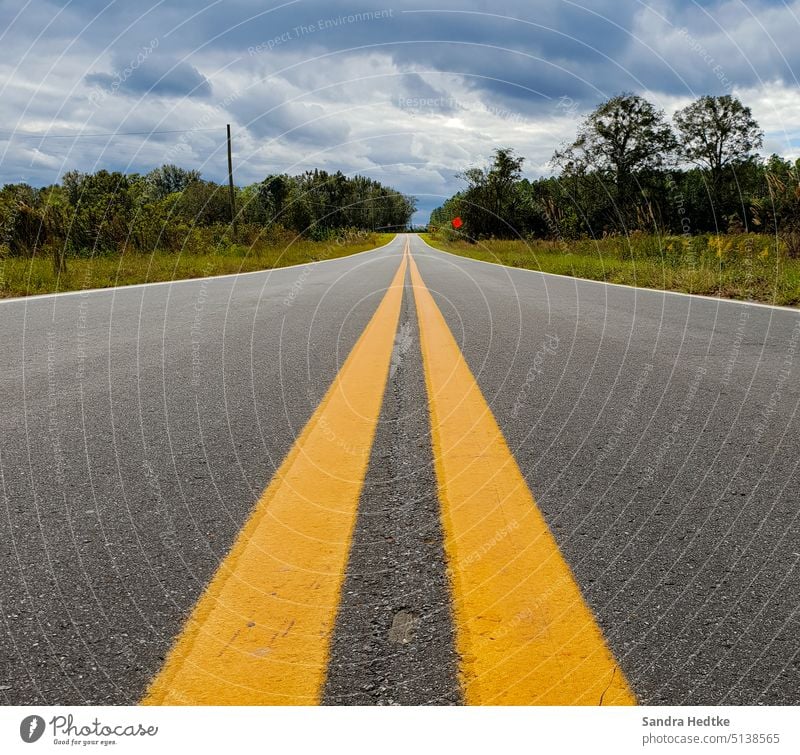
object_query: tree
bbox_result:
[674,95,763,227]
[457,148,529,237]
[260,174,289,221]
[751,154,800,256]
[552,93,676,227]
[173,180,231,226]
[63,170,134,251]
[485,147,525,224]
[674,95,763,181]
[146,164,201,199]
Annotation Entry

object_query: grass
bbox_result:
[421,232,800,307]
[0,232,395,298]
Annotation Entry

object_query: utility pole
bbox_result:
[226,124,237,237]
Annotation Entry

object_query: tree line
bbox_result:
[430,94,800,254]
[0,165,416,265]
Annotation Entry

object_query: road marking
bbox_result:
[143,249,408,705]
[408,251,636,705]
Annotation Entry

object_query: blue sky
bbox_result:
[2,0,800,222]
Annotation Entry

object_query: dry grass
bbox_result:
[421,232,800,307]
[0,232,395,298]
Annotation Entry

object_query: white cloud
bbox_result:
[2,0,800,222]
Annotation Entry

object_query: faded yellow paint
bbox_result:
[408,251,636,705]
[143,249,408,705]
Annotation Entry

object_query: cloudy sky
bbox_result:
[2,0,800,222]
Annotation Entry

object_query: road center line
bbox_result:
[143,250,408,705]
[408,249,636,705]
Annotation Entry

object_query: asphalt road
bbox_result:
[1,233,798,705]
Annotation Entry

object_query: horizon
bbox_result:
[2,1,800,225]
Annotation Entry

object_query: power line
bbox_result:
[0,127,222,140]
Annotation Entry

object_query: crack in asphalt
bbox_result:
[323,274,462,705]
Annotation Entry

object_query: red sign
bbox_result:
[451,216,463,229]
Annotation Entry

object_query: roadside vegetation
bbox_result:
[0,165,413,297]
[0,229,395,298]
[422,232,800,306]
[429,93,800,305]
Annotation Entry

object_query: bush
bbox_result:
[0,165,414,261]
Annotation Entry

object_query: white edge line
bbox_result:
[0,234,400,304]
[415,234,800,315]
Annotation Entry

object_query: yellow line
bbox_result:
[408,251,636,706]
[143,248,408,705]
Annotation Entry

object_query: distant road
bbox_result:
[1,233,798,705]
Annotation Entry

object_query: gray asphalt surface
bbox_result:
[0,237,404,704]
[323,267,460,705]
[410,233,800,705]
[1,232,798,705]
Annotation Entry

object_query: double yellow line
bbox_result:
[144,238,635,706]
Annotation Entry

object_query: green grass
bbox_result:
[420,232,800,307]
[0,232,395,298]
